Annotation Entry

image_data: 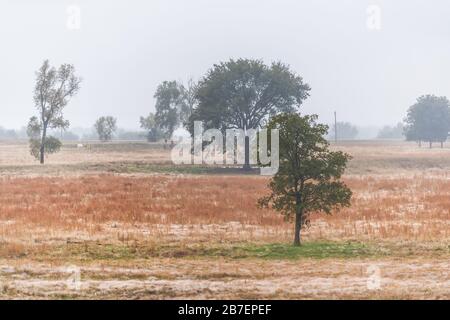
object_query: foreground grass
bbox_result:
[0,240,448,299]
[12,241,378,263]
[240,242,373,259]
[12,240,446,264]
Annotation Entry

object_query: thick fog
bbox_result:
[1,0,450,131]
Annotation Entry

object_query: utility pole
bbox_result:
[334,111,337,144]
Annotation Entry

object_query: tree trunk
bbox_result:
[293,192,302,246]
[243,135,251,171]
[40,149,44,164]
[293,213,302,246]
[40,126,47,165]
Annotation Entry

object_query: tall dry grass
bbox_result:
[0,174,448,245]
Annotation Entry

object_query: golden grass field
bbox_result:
[0,140,448,299]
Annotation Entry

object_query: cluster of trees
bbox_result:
[25,60,450,168]
[24,58,353,246]
[331,95,450,144]
[142,58,311,168]
[330,122,359,140]
[27,60,123,163]
[377,123,404,139]
[364,95,450,145]
[30,58,312,165]
[24,58,450,246]
[146,58,351,245]
[27,59,450,169]
[140,80,196,142]
[404,95,450,148]
[372,95,450,144]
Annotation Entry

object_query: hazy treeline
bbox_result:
[0,126,147,141]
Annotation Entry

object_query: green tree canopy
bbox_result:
[188,58,311,168]
[259,113,352,246]
[404,95,450,148]
[154,81,193,138]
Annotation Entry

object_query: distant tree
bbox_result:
[377,123,404,139]
[140,112,164,142]
[28,60,81,164]
[143,80,197,140]
[331,122,358,140]
[95,116,117,142]
[404,95,450,148]
[258,113,352,246]
[0,127,18,140]
[154,81,191,138]
[188,58,311,169]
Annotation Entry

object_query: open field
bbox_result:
[0,140,448,299]
[4,140,450,176]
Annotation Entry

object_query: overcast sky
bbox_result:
[1,0,450,129]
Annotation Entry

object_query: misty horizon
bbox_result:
[1,0,450,130]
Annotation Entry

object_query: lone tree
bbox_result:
[258,113,352,246]
[95,116,117,142]
[28,60,81,164]
[188,58,310,169]
[404,95,450,148]
[140,112,163,142]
